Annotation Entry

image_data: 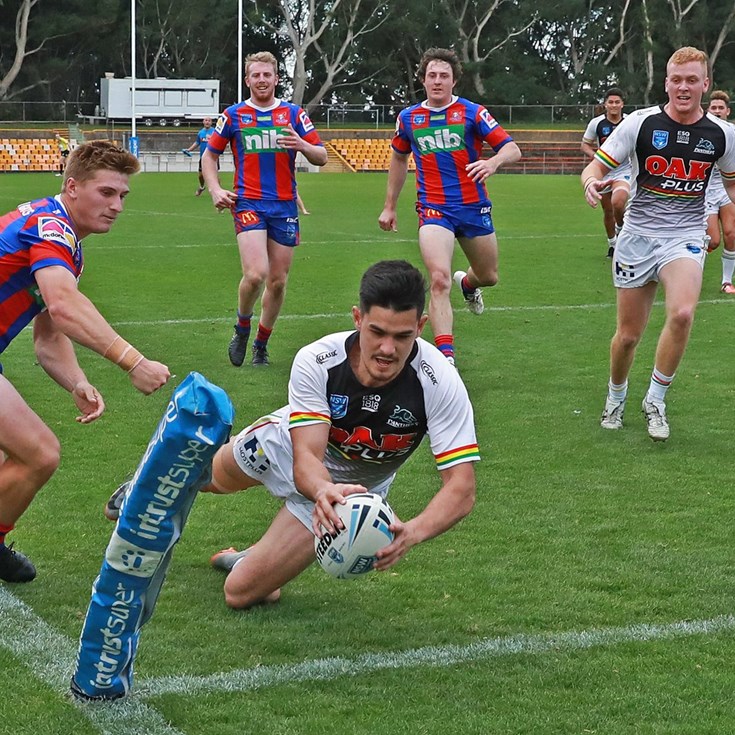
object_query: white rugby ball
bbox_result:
[314,493,395,580]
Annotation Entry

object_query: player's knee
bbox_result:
[429,271,452,295]
[223,579,280,609]
[25,431,60,487]
[669,305,695,332]
[241,271,266,291]
[614,330,641,352]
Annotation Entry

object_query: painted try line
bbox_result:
[2,585,735,735]
[109,296,735,328]
[0,587,185,735]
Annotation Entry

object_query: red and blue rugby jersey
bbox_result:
[0,196,83,354]
[392,96,513,205]
[207,99,323,201]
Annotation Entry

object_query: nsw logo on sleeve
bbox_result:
[299,109,315,133]
[37,216,78,253]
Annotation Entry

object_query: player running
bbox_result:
[202,51,327,368]
[581,88,632,258]
[703,90,735,293]
[582,47,735,441]
[378,47,521,367]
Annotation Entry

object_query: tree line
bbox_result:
[2,0,735,116]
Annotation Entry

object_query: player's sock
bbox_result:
[237,312,252,334]
[607,236,617,249]
[607,379,628,403]
[647,367,674,403]
[722,249,735,284]
[460,274,476,295]
[0,522,13,547]
[434,334,455,361]
[253,323,272,349]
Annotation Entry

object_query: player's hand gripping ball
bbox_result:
[314,493,395,580]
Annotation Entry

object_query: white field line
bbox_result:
[89,232,596,249]
[0,587,186,735]
[108,297,734,328]
[2,583,734,728]
[142,613,735,698]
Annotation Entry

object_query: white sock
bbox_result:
[608,379,628,402]
[722,249,735,284]
[647,367,674,404]
[607,236,617,248]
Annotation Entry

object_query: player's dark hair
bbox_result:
[710,90,731,105]
[64,140,140,182]
[604,87,624,102]
[418,47,462,83]
[359,260,426,317]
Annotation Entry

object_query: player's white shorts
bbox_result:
[230,413,394,532]
[705,184,733,216]
[612,229,707,288]
[600,161,632,194]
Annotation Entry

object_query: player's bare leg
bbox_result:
[600,190,616,257]
[419,225,457,363]
[220,506,316,609]
[251,239,294,365]
[601,283,656,430]
[0,377,60,581]
[718,203,735,292]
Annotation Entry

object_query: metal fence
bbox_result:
[0,99,623,127]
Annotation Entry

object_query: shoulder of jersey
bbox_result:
[298,331,351,367]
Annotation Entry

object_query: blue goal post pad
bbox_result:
[71,371,234,701]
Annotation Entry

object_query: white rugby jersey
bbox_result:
[595,105,735,236]
[280,330,480,489]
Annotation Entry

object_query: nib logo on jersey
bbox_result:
[415,124,465,154]
[241,127,286,152]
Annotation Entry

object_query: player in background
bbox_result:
[182,116,215,197]
[704,91,735,293]
[378,47,521,368]
[202,51,327,368]
[582,47,735,442]
[0,141,170,583]
[581,88,632,258]
[55,133,70,177]
[106,261,479,608]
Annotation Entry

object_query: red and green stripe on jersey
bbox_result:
[435,443,480,471]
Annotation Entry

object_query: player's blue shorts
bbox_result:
[233,198,299,246]
[416,200,495,238]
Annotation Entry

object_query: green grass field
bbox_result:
[1,171,735,735]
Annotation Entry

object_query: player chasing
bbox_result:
[0,141,171,583]
[582,47,735,442]
[704,91,735,293]
[182,116,215,196]
[581,88,632,258]
[202,51,327,368]
[106,260,479,609]
[378,47,521,368]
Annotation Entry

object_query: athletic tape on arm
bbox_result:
[71,371,234,701]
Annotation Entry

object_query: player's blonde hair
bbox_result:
[245,51,278,76]
[63,141,140,183]
[667,46,709,73]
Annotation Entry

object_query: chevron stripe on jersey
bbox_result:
[0,196,83,353]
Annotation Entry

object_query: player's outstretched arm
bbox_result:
[580,159,610,207]
[33,311,105,423]
[374,462,476,571]
[34,265,170,395]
